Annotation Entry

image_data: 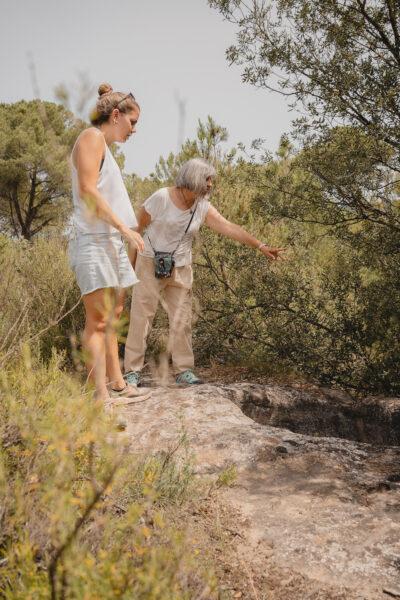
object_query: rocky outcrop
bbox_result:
[123,383,400,599]
[218,382,400,445]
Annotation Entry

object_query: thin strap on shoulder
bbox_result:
[171,201,198,256]
[94,129,106,172]
[147,202,198,256]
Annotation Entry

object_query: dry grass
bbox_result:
[0,349,220,599]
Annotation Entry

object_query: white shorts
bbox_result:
[68,232,138,296]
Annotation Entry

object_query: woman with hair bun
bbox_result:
[124,157,284,387]
[69,82,149,407]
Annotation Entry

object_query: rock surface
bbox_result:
[122,382,400,599]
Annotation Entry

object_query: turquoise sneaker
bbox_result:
[175,370,203,385]
[124,371,141,387]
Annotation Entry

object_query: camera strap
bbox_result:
[147,201,198,256]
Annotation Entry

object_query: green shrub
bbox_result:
[0,235,83,368]
[0,349,217,599]
[191,159,400,394]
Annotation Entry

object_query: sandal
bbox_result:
[110,383,150,398]
[110,384,152,403]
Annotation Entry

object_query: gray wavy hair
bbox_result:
[175,158,216,194]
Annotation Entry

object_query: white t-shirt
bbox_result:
[141,187,210,266]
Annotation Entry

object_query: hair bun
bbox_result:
[98,83,113,97]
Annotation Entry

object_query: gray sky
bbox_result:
[1,0,294,177]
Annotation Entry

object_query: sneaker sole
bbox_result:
[110,391,152,406]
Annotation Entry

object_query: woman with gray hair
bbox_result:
[124,157,284,386]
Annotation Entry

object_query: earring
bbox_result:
[113,119,117,124]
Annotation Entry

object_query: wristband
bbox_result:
[257,243,268,250]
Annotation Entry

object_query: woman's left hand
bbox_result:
[260,246,285,261]
[121,227,145,252]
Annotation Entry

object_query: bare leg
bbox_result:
[105,288,126,390]
[82,288,114,401]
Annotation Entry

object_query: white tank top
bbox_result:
[71,135,137,234]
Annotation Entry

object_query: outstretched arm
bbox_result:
[204,205,284,261]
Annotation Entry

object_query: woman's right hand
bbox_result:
[121,227,145,252]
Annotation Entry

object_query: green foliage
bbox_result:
[198,2,400,393]
[209,0,400,238]
[212,465,237,494]
[150,116,229,186]
[0,100,83,239]
[192,152,400,393]
[209,0,400,149]
[0,350,217,599]
[0,234,83,368]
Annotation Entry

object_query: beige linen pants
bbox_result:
[124,255,194,374]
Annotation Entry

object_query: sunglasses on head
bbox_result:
[115,92,136,107]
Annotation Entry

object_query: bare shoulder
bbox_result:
[76,127,104,149]
[72,127,104,165]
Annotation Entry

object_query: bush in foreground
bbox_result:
[0,349,217,599]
